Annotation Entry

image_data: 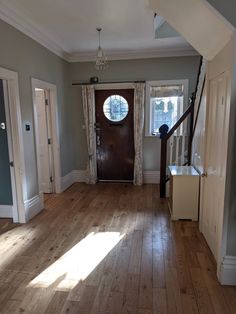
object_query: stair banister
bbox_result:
[160,100,194,198]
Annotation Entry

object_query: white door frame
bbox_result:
[0,67,26,223]
[32,78,61,194]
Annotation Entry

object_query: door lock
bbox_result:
[201,172,208,178]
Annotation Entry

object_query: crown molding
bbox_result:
[0,2,199,63]
[0,2,70,61]
[67,47,199,62]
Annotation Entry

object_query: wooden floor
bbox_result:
[0,183,235,314]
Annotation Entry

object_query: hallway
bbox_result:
[0,183,235,313]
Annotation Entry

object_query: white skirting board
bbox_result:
[60,171,75,192]
[0,205,13,218]
[219,255,236,285]
[24,193,44,222]
[60,170,160,193]
[143,171,160,184]
[60,170,87,192]
[73,170,87,183]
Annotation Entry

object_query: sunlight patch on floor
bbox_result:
[28,232,124,289]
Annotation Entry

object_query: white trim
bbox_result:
[73,170,87,183]
[0,67,26,223]
[0,205,13,218]
[24,193,44,222]
[60,170,87,193]
[143,171,160,184]
[31,78,61,195]
[68,48,199,62]
[59,169,159,191]
[60,171,74,193]
[0,2,69,60]
[218,255,236,285]
[145,79,189,137]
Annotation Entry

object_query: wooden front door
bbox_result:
[95,89,135,181]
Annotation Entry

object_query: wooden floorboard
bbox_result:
[0,183,235,313]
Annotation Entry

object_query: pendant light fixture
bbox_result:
[95,28,108,70]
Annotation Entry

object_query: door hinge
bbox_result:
[48,138,52,145]
[9,161,14,167]
[222,96,224,105]
[45,99,49,106]
[201,171,208,178]
[50,176,54,182]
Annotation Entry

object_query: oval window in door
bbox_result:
[103,95,129,122]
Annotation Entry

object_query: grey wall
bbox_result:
[0,16,200,203]
[207,0,236,28]
[0,19,73,200]
[69,56,201,171]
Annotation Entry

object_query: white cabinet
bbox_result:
[168,166,199,221]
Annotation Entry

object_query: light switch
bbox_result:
[25,123,31,131]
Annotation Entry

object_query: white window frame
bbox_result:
[145,79,189,137]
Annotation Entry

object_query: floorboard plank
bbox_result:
[0,183,235,314]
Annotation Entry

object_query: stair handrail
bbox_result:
[162,103,194,141]
[159,57,204,198]
[160,100,194,198]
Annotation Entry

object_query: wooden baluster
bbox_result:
[169,135,174,165]
[175,135,180,165]
[160,139,167,198]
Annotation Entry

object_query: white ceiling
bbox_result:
[0,0,197,61]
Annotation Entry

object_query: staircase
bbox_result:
[160,57,206,198]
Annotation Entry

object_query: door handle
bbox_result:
[0,122,6,130]
[97,135,101,146]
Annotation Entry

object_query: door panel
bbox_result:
[95,89,135,181]
[201,71,230,260]
[0,79,13,205]
[35,89,53,193]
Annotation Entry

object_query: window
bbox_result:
[103,95,129,122]
[145,80,188,136]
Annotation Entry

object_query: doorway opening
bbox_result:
[32,79,61,198]
[0,67,25,223]
[0,79,18,221]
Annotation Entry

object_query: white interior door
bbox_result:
[35,89,53,193]
[201,71,230,260]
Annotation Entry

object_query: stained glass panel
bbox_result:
[103,95,129,122]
